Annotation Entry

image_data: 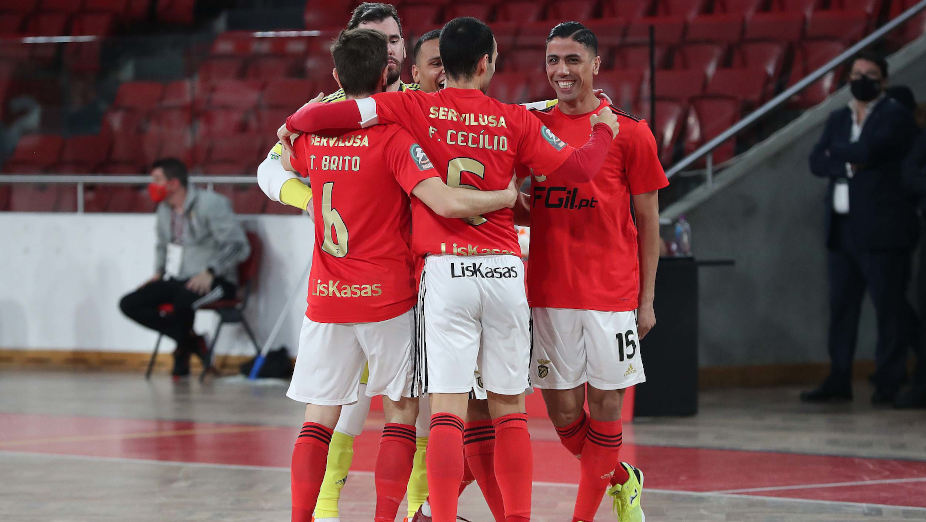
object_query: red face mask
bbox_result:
[148,182,168,203]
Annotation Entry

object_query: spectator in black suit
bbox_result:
[803,51,919,404]
[898,118,926,408]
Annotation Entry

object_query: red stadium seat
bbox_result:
[734,41,787,79]
[9,184,61,212]
[197,57,244,82]
[545,0,597,21]
[685,95,740,162]
[153,130,193,165]
[653,69,705,101]
[262,79,317,109]
[660,0,708,20]
[8,134,64,171]
[643,99,686,165]
[789,39,844,107]
[127,0,152,21]
[214,185,267,214]
[99,162,144,175]
[244,56,301,80]
[612,44,669,70]
[601,0,654,20]
[492,22,519,50]
[84,0,131,15]
[255,108,292,136]
[113,81,165,111]
[207,134,262,164]
[0,186,8,211]
[501,47,544,73]
[60,135,112,171]
[623,16,686,44]
[197,109,247,137]
[26,13,70,36]
[0,14,25,36]
[676,44,727,78]
[156,0,196,25]
[210,31,253,56]
[304,0,355,29]
[62,41,103,73]
[495,1,545,23]
[705,67,769,105]
[488,72,530,104]
[162,80,193,108]
[775,0,821,15]
[805,9,869,41]
[686,14,744,43]
[200,162,251,176]
[581,18,627,48]
[715,0,765,16]
[516,22,561,49]
[888,0,926,46]
[100,186,151,213]
[70,13,115,35]
[40,0,83,13]
[2,0,37,13]
[743,11,804,41]
[444,3,493,22]
[401,3,442,37]
[207,80,263,109]
[148,108,192,133]
[109,133,144,164]
[594,69,645,109]
[48,163,96,174]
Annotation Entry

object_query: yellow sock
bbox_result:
[406,436,429,518]
[314,431,355,518]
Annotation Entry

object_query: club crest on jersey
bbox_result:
[268,142,283,160]
[537,359,551,378]
[409,144,434,171]
[540,126,567,151]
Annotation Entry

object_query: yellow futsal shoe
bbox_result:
[606,462,645,522]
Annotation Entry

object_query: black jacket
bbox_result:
[901,129,926,207]
[810,97,919,250]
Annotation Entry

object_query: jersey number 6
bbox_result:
[447,157,487,226]
[321,182,349,257]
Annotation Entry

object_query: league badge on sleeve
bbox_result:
[541,126,567,151]
[409,144,435,171]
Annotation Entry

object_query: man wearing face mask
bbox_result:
[804,51,919,404]
[119,158,250,377]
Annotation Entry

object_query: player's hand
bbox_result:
[277,123,300,157]
[504,173,519,208]
[593,88,612,105]
[590,107,619,139]
[637,302,656,339]
[185,270,214,295]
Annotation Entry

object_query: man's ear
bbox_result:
[380,66,389,92]
[411,64,421,84]
[332,68,342,90]
[593,55,601,75]
[477,54,489,76]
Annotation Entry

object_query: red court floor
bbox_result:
[2,411,925,510]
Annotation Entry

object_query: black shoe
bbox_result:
[893,386,926,409]
[171,356,190,377]
[871,389,899,405]
[800,383,852,402]
[190,334,210,365]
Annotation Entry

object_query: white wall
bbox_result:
[0,212,314,356]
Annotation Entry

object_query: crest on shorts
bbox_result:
[409,144,434,171]
[537,359,551,379]
[540,126,566,151]
[624,364,636,377]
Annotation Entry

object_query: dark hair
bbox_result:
[413,29,441,63]
[152,158,188,187]
[331,29,389,96]
[346,2,402,36]
[546,21,598,56]
[851,50,888,78]
[440,17,494,80]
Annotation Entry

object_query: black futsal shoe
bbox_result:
[800,382,852,403]
[893,386,926,409]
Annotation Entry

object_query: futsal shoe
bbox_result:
[409,499,431,521]
[800,378,852,403]
[171,350,191,378]
[894,385,926,408]
[607,462,645,522]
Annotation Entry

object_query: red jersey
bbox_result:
[526,101,669,312]
[368,88,576,258]
[289,125,438,323]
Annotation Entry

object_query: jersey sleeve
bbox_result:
[625,120,669,195]
[370,90,418,126]
[384,127,440,194]
[514,106,575,174]
[288,135,310,176]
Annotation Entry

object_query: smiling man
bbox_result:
[520,22,669,522]
[411,29,445,93]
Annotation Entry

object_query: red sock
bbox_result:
[290,422,333,522]
[427,413,465,521]
[464,420,506,521]
[555,409,590,458]
[493,413,532,522]
[573,419,623,522]
[375,423,417,522]
[460,455,475,495]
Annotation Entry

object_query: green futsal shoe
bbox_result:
[606,462,645,522]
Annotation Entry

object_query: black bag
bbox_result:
[239,347,294,379]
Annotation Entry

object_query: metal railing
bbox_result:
[666,0,926,184]
[0,174,256,213]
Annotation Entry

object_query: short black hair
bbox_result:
[152,158,188,187]
[346,2,402,36]
[413,29,441,63]
[331,29,389,96]
[851,50,888,78]
[440,17,494,80]
[546,21,598,56]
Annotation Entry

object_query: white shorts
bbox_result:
[287,309,415,405]
[417,255,530,396]
[530,307,646,390]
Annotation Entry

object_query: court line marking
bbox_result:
[3,450,926,513]
[714,476,926,494]
[0,425,281,447]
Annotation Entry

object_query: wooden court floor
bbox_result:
[1,370,925,521]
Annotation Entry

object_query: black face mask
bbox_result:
[850,76,882,102]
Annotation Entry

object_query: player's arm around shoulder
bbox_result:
[411,175,519,219]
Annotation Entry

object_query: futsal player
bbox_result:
[274,29,520,522]
[520,22,668,522]
[279,17,620,521]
